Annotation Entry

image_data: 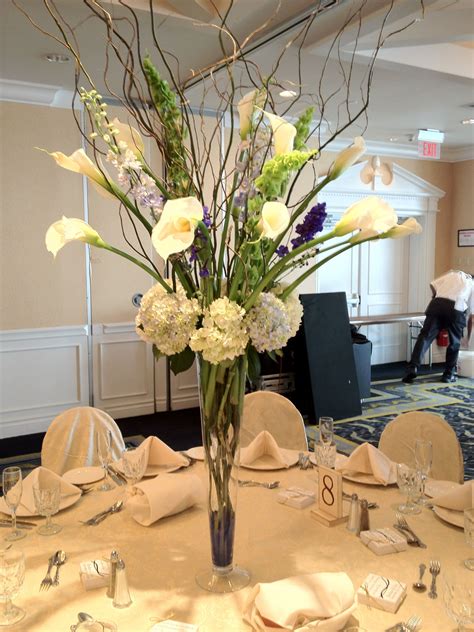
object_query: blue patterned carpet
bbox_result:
[306,374,474,480]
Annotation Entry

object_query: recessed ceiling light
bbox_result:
[279,90,297,98]
[44,53,71,63]
[389,137,399,142]
[461,118,474,125]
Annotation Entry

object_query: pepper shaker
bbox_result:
[107,550,119,598]
[357,499,370,536]
[113,558,132,608]
[346,493,360,532]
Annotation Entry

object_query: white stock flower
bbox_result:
[381,217,422,239]
[190,297,249,364]
[111,118,144,157]
[45,216,104,258]
[151,196,203,260]
[329,137,366,179]
[262,111,296,155]
[334,196,398,237]
[135,283,200,356]
[259,201,290,239]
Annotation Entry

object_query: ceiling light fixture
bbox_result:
[279,90,297,98]
[418,128,445,143]
[44,53,71,63]
[461,118,474,125]
[389,137,399,142]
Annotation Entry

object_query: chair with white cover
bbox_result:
[41,407,126,475]
[241,391,308,450]
[378,411,464,483]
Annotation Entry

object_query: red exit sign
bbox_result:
[418,141,441,159]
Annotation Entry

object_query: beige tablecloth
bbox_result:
[5,461,469,631]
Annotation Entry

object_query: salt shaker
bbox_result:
[113,558,132,608]
[356,499,370,536]
[346,493,360,532]
[107,550,119,598]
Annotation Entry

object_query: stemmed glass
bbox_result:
[33,481,62,535]
[1,468,26,542]
[315,416,337,469]
[97,431,115,491]
[396,463,421,515]
[121,448,146,496]
[464,508,474,571]
[444,574,474,631]
[414,439,432,506]
[0,550,26,626]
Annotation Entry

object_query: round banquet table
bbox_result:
[4,459,470,632]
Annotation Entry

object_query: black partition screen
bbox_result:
[295,292,361,421]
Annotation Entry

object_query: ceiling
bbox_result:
[1,0,473,159]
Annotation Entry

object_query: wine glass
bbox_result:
[33,481,62,535]
[0,550,26,626]
[396,463,421,515]
[1,468,26,542]
[464,508,474,571]
[316,417,336,468]
[444,574,474,631]
[121,447,146,495]
[414,439,432,506]
[97,431,115,491]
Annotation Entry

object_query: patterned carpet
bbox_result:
[306,374,474,480]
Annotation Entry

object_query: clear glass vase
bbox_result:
[195,353,250,593]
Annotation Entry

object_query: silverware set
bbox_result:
[39,550,67,591]
[393,512,427,548]
[0,518,35,530]
[80,500,124,526]
[428,559,441,599]
[238,480,280,489]
[385,614,422,631]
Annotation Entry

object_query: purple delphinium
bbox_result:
[199,267,210,278]
[276,245,289,258]
[189,245,198,264]
[291,202,327,249]
[203,205,211,228]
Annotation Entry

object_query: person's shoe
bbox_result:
[402,370,417,384]
[441,372,456,383]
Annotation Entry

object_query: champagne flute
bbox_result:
[319,417,334,444]
[33,481,61,535]
[414,439,432,506]
[396,463,421,515]
[1,468,26,542]
[0,550,25,626]
[97,431,115,491]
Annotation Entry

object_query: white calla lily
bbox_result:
[262,111,296,155]
[152,196,203,260]
[112,117,144,157]
[259,201,290,239]
[39,148,110,189]
[329,136,366,179]
[45,216,104,258]
[381,217,422,239]
[335,196,398,237]
[238,90,265,140]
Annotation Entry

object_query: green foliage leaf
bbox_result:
[247,346,261,384]
[152,344,163,361]
[169,346,195,375]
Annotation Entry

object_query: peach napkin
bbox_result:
[240,431,292,469]
[3,466,82,514]
[128,473,204,526]
[431,480,474,511]
[136,436,190,471]
[336,442,396,485]
[243,571,356,631]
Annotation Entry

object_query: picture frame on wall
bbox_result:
[458,229,474,248]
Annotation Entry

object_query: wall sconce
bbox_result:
[360,156,393,189]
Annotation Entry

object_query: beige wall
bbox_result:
[452,159,474,275]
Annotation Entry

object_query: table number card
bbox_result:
[311,465,348,527]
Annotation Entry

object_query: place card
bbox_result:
[357,573,407,613]
[79,559,110,591]
[150,621,198,631]
[277,486,315,509]
[360,528,408,555]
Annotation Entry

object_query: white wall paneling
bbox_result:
[0,326,89,438]
[169,362,199,411]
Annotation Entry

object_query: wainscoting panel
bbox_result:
[170,362,199,411]
[0,326,89,438]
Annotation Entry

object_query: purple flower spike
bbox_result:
[199,267,210,278]
[189,245,198,263]
[276,245,289,258]
[291,202,327,249]
[203,205,211,228]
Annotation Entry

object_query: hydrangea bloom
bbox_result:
[245,292,293,353]
[135,283,201,355]
[190,297,249,364]
[283,291,303,338]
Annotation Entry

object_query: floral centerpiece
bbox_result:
[23,0,423,593]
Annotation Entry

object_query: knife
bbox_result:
[0,523,33,530]
[393,524,427,548]
[0,518,37,527]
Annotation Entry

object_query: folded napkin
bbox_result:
[243,571,356,631]
[128,473,204,526]
[240,431,291,469]
[136,436,189,471]
[336,443,395,485]
[431,480,474,511]
[16,466,81,514]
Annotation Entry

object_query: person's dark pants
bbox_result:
[408,297,466,375]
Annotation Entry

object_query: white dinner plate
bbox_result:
[240,449,300,471]
[63,466,104,485]
[0,490,81,518]
[309,452,397,485]
[425,479,461,498]
[432,505,464,529]
[185,446,205,461]
[114,459,187,477]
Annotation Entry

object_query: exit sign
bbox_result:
[418,141,441,159]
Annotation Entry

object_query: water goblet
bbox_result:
[97,431,115,491]
[464,508,474,571]
[396,463,421,515]
[314,441,337,469]
[1,468,26,542]
[121,448,146,495]
[414,439,432,506]
[33,481,62,535]
[0,550,26,626]
[443,574,474,631]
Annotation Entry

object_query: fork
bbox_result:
[238,480,280,489]
[404,614,422,631]
[396,512,427,548]
[428,560,441,599]
[39,555,56,591]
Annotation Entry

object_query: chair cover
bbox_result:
[241,391,308,450]
[378,411,464,483]
[41,407,126,475]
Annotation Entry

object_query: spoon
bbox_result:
[53,550,67,586]
[412,563,427,592]
[92,500,123,525]
[78,613,94,622]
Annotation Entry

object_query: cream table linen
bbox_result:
[133,436,190,471]
[336,442,396,485]
[10,461,471,632]
[431,479,474,511]
[240,431,292,469]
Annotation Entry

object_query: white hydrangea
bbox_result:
[283,291,303,338]
[245,292,292,353]
[135,283,201,356]
[190,297,249,364]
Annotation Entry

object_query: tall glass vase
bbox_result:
[195,353,250,593]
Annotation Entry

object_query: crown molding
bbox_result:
[0,78,78,109]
